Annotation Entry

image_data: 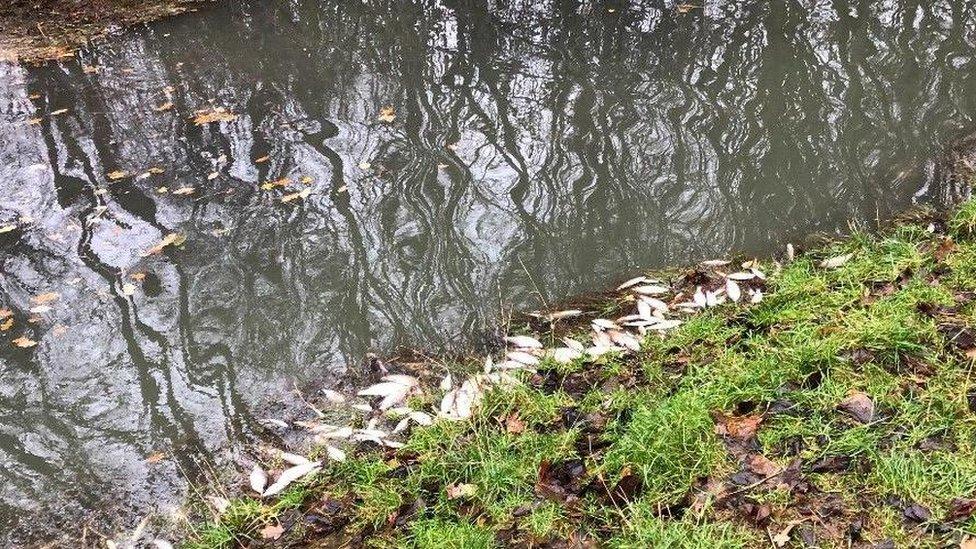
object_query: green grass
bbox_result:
[184,200,976,548]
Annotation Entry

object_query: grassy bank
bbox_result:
[0,0,209,62]
[185,200,976,548]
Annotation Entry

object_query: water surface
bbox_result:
[1,0,975,541]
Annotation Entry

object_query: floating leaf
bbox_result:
[281,188,311,203]
[377,106,396,123]
[192,108,237,125]
[13,336,36,348]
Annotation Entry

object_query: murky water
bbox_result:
[2,0,975,541]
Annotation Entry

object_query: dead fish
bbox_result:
[507,351,540,366]
[505,335,542,349]
[726,279,741,302]
[633,284,669,296]
[263,461,321,497]
[616,276,648,291]
[249,465,268,494]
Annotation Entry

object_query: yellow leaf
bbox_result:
[377,106,396,123]
[191,108,237,125]
[31,292,59,305]
[281,189,311,203]
[12,336,36,348]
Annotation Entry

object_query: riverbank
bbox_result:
[0,0,210,62]
[169,198,976,548]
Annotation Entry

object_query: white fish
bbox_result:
[562,337,585,351]
[608,330,641,351]
[409,411,434,425]
[326,446,346,462]
[507,351,540,366]
[633,284,669,295]
[358,382,409,398]
[279,452,310,466]
[263,461,321,497]
[249,465,268,494]
[592,318,619,330]
[505,335,542,349]
[616,276,648,291]
[641,297,669,312]
[545,309,583,321]
[820,253,853,268]
[547,347,583,364]
[381,374,419,387]
[726,279,741,302]
[321,389,346,404]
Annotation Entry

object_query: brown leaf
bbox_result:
[505,414,525,434]
[259,524,284,540]
[838,391,874,423]
[746,454,780,477]
[715,413,764,440]
[192,108,237,125]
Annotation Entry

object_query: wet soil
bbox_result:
[0,0,211,62]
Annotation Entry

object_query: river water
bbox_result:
[1,0,974,542]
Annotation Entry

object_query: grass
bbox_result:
[184,200,976,548]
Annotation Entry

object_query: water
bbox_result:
[1,0,975,542]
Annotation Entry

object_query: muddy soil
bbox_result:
[0,0,211,62]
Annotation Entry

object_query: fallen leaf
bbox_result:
[377,106,396,123]
[838,391,874,423]
[505,414,525,434]
[192,108,237,125]
[259,524,284,540]
[31,292,59,305]
[143,233,183,256]
[281,188,311,203]
[820,253,853,269]
[446,483,477,499]
[12,336,36,348]
[715,413,763,440]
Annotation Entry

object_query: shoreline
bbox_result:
[0,0,213,63]
[161,195,976,548]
